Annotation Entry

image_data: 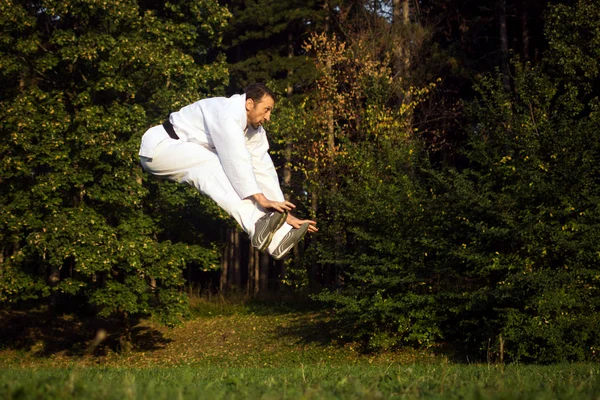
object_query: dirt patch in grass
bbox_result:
[0,300,436,368]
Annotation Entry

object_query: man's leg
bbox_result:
[140,137,263,236]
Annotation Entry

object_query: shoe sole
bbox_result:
[254,211,287,252]
[272,222,310,260]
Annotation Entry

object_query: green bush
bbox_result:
[314,0,600,362]
[449,62,600,362]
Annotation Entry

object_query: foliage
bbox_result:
[221,0,329,96]
[438,62,600,362]
[293,31,440,348]
[305,0,600,363]
[436,0,600,363]
[544,0,600,96]
[0,0,229,326]
[1,0,599,365]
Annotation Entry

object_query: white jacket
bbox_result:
[139,94,284,201]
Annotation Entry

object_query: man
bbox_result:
[139,83,317,259]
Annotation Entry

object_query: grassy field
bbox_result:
[1,298,599,399]
[2,363,599,399]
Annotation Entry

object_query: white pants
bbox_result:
[139,129,292,247]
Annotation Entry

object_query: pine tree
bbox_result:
[222,0,328,96]
[311,0,600,362]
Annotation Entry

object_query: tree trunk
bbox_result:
[283,33,294,197]
[247,242,254,295]
[392,0,413,112]
[48,264,60,309]
[521,2,530,62]
[323,0,330,33]
[253,248,261,295]
[499,0,511,92]
[308,191,319,290]
[219,226,229,291]
[0,246,4,280]
[232,229,242,289]
[260,251,270,291]
[247,244,262,296]
[325,40,342,288]
[220,227,243,291]
[118,311,133,353]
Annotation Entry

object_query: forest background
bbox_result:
[1,0,599,364]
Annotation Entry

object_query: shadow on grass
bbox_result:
[271,310,461,361]
[189,291,323,317]
[0,308,171,358]
[228,295,459,360]
[271,310,349,348]
[189,292,350,348]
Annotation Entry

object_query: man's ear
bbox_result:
[245,98,254,111]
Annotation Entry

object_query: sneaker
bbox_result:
[251,211,288,251]
[270,223,310,260]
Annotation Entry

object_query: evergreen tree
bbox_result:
[221,0,328,96]
[314,0,600,362]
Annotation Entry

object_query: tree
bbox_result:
[0,0,229,338]
[221,0,329,96]
[311,0,600,362]
[410,0,549,154]
[268,23,434,294]
[301,30,440,347]
[441,57,600,362]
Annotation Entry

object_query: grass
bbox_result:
[1,363,599,399]
[1,297,599,399]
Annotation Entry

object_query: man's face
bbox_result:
[246,95,275,130]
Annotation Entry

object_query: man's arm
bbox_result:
[246,130,317,230]
[208,117,264,199]
[207,118,291,213]
[247,193,295,214]
[286,213,319,233]
[246,129,285,201]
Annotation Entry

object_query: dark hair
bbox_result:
[244,83,276,103]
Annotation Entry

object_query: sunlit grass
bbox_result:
[1,363,599,399]
[1,297,599,399]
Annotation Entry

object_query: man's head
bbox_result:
[245,83,276,130]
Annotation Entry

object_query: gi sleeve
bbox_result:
[246,130,285,202]
[207,116,263,200]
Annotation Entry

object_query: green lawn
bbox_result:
[1,363,599,399]
[1,299,598,399]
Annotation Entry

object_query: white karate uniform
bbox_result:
[139,93,291,244]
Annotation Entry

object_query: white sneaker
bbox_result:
[251,211,287,251]
[268,223,310,260]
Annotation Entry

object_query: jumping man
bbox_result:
[138,83,318,259]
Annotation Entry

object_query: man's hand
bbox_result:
[248,193,295,214]
[287,213,319,233]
